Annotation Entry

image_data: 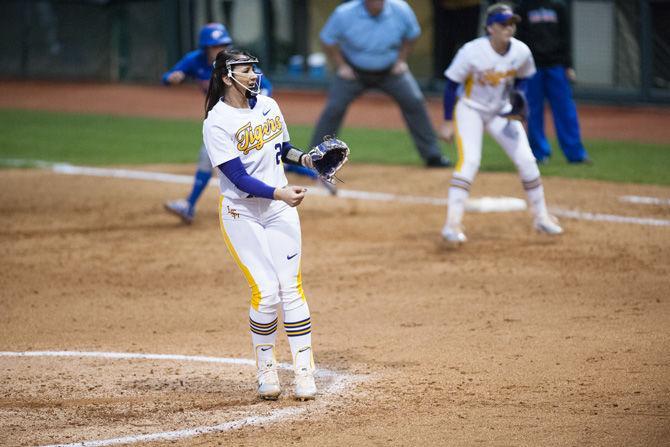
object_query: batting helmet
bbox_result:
[199,23,232,48]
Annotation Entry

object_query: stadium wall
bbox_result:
[0,0,667,104]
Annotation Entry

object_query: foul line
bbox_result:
[0,350,363,447]
[619,195,670,206]
[52,163,195,185]
[7,161,670,227]
[549,207,670,227]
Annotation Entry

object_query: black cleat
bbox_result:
[569,157,593,165]
[426,155,452,168]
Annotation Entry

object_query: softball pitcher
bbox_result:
[440,2,563,244]
[203,48,318,400]
[161,23,324,225]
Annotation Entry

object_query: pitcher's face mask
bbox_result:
[226,56,262,98]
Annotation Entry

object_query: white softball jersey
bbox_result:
[445,37,536,115]
[203,95,290,199]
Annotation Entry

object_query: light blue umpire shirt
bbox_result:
[319,0,421,72]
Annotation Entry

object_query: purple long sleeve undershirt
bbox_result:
[217,143,305,199]
[443,78,459,120]
[218,157,275,199]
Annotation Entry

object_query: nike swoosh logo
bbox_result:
[287,253,299,260]
[260,346,272,351]
[262,108,271,116]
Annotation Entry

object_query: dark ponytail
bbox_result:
[204,48,258,118]
[204,51,228,118]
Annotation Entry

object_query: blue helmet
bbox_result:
[199,23,232,48]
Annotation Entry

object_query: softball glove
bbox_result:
[308,137,350,183]
[500,89,528,122]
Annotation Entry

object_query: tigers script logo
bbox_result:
[235,116,283,154]
[478,69,517,86]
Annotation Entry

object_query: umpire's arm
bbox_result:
[322,43,355,81]
[391,38,416,75]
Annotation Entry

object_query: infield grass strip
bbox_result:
[1,108,669,185]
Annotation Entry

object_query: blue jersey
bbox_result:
[162,48,273,95]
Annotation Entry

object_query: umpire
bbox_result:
[310,0,451,168]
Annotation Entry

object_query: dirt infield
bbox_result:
[1,81,669,446]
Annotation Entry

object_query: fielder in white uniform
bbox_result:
[203,49,318,400]
[440,2,563,244]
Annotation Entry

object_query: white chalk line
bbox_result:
[619,195,670,206]
[47,162,521,209]
[5,160,670,227]
[0,350,365,447]
[549,207,670,227]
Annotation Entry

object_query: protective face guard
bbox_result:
[226,56,262,97]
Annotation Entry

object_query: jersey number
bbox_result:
[275,143,281,165]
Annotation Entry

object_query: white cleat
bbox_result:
[441,225,467,245]
[534,214,563,235]
[294,367,317,401]
[257,358,281,400]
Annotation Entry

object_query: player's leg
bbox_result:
[544,66,589,163]
[264,202,316,400]
[442,101,484,244]
[309,76,365,148]
[218,197,283,399]
[379,71,450,167]
[187,145,215,209]
[164,144,212,224]
[525,69,552,163]
[486,117,563,235]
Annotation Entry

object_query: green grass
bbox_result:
[0,109,201,165]
[1,108,669,185]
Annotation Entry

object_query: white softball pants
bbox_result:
[218,195,306,314]
[453,100,540,183]
[446,100,549,229]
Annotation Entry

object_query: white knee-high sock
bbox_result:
[283,301,313,370]
[446,176,472,228]
[249,307,278,364]
[522,177,548,218]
